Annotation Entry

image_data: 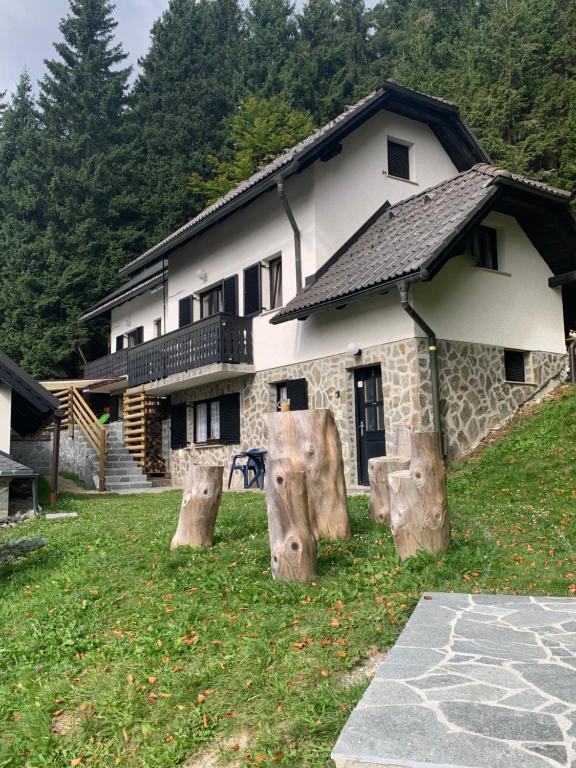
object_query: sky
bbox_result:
[0,0,170,98]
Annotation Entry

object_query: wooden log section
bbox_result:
[266,458,317,582]
[368,456,410,524]
[170,465,223,549]
[267,409,350,541]
[388,432,450,560]
[391,424,413,460]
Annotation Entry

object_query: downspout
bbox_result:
[276,177,302,293]
[398,281,444,455]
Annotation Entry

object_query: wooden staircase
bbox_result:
[55,386,107,492]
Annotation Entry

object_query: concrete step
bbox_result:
[105,468,145,478]
[106,475,149,484]
[105,462,144,470]
[106,481,153,492]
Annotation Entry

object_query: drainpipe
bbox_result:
[276,177,302,293]
[398,281,444,454]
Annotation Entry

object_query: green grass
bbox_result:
[1,388,576,768]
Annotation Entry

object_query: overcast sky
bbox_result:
[0,0,170,98]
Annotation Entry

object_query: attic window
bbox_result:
[473,226,499,271]
[387,140,410,180]
[504,350,526,383]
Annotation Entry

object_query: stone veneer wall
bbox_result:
[58,427,99,488]
[10,436,53,475]
[169,338,422,489]
[168,337,566,488]
[417,340,566,460]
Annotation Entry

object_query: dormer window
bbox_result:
[387,140,410,180]
[473,225,499,271]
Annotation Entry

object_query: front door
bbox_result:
[354,365,386,485]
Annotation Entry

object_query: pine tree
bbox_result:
[243,0,298,98]
[130,0,245,242]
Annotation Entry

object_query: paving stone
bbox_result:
[46,512,79,520]
[332,593,576,768]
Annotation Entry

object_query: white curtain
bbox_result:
[195,402,208,442]
[210,401,220,440]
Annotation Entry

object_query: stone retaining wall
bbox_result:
[58,428,98,488]
[10,436,53,475]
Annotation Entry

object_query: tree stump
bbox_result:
[388,432,450,559]
[267,409,350,540]
[391,424,413,459]
[266,458,317,582]
[368,456,410,524]
[170,464,223,549]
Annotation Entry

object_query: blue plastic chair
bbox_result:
[228,449,267,489]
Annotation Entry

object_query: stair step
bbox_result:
[106,482,153,491]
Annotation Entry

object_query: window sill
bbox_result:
[474,267,511,277]
[259,306,284,317]
[194,442,224,450]
[502,380,537,387]
[383,172,419,186]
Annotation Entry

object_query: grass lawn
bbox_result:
[1,389,576,768]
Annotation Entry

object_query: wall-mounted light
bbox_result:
[196,268,208,282]
[346,342,362,356]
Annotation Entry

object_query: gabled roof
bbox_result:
[119,81,489,278]
[272,164,574,324]
[0,351,59,435]
[79,261,165,322]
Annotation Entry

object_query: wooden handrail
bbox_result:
[54,386,107,492]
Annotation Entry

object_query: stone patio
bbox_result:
[332,592,576,768]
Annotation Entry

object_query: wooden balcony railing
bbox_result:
[85,313,253,388]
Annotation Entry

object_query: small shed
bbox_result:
[0,351,59,520]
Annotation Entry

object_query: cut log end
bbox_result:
[170,464,223,550]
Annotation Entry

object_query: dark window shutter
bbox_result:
[170,403,188,449]
[116,335,124,351]
[387,141,410,180]
[286,378,308,411]
[135,326,144,345]
[219,392,240,444]
[504,350,525,382]
[223,275,238,315]
[179,295,192,327]
[243,263,261,316]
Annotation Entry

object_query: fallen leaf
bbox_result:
[122,729,129,742]
[320,670,329,678]
[196,694,205,704]
[70,760,82,767]
[127,674,134,685]
[147,676,157,684]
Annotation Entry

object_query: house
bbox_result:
[0,351,59,518]
[79,81,575,488]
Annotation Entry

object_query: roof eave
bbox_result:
[270,271,423,325]
[79,274,165,323]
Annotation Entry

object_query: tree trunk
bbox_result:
[368,456,410,524]
[391,424,413,459]
[267,409,350,540]
[266,458,317,582]
[388,432,450,559]
[170,464,223,549]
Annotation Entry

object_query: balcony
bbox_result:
[85,313,253,388]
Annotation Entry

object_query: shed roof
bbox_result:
[119,81,489,278]
[272,164,575,323]
[0,450,37,478]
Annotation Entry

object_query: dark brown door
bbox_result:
[354,365,386,485]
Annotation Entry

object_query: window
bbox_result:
[473,226,499,271]
[126,326,144,348]
[201,284,223,318]
[193,393,240,444]
[504,350,526,383]
[276,378,308,411]
[154,318,162,338]
[387,140,410,180]
[179,295,193,327]
[269,256,283,309]
[115,334,124,352]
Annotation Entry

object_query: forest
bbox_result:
[0,0,574,378]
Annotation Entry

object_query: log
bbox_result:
[368,456,410,524]
[391,424,412,459]
[388,432,450,560]
[267,409,350,540]
[266,458,317,582]
[170,464,223,549]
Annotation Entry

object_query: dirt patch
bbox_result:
[51,710,84,736]
[342,646,387,687]
[183,730,251,768]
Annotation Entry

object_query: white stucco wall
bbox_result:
[0,383,12,453]
[110,289,165,349]
[412,211,566,353]
[111,105,458,356]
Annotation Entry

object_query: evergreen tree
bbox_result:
[189,95,315,206]
[130,0,245,242]
[243,0,298,98]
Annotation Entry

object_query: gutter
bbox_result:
[398,280,444,455]
[276,176,303,293]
